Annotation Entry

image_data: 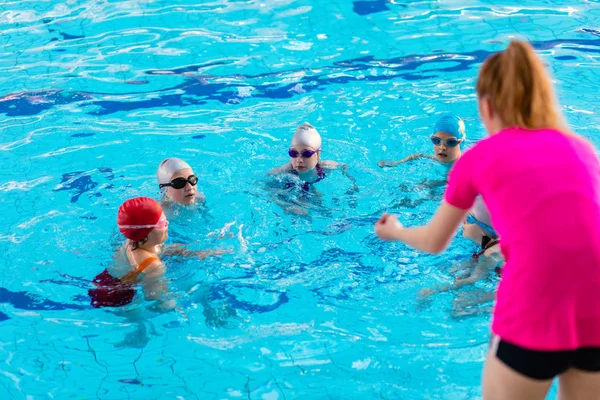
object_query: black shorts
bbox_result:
[490,335,600,380]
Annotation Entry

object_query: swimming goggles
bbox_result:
[119,215,168,230]
[288,149,319,158]
[159,175,198,190]
[466,214,498,238]
[430,136,462,148]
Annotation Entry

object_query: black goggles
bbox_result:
[159,175,198,190]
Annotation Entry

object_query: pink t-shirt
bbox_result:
[445,127,600,351]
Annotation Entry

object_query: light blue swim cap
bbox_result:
[433,115,466,144]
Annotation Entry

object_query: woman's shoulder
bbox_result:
[561,129,596,150]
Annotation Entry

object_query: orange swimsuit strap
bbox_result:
[120,256,160,285]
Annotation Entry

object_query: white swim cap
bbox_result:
[157,158,191,186]
[291,123,322,150]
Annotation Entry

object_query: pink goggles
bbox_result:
[118,215,168,230]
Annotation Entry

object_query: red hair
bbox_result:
[476,40,567,131]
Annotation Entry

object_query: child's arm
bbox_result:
[140,261,167,300]
[420,260,489,299]
[268,189,310,216]
[267,163,293,176]
[162,244,231,260]
[378,154,435,168]
[263,176,311,216]
[419,247,502,300]
[194,249,232,260]
[273,198,310,216]
[139,261,175,311]
[320,160,359,191]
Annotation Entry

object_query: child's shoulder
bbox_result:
[130,249,162,269]
[319,160,345,170]
[267,163,293,176]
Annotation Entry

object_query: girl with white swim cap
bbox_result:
[157,158,206,205]
[156,157,231,261]
[268,122,357,186]
[267,123,358,215]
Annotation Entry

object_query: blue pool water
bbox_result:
[1,0,600,398]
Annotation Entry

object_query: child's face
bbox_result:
[431,131,462,163]
[147,213,169,245]
[166,168,197,205]
[462,221,484,245]
[289,145,320,173]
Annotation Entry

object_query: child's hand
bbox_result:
[148,299,176,312]
[161,299,177,311]
[378,160,392,168]
[418,288,434,300]
[375,214,403,241]
[346,183,359,194]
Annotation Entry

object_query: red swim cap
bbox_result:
[117,197,163,242]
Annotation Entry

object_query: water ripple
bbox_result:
[0,1,596,399]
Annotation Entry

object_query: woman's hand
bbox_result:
[375,214,403,241]
[374,202,468,254]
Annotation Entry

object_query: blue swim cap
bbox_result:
[433,115,466,143]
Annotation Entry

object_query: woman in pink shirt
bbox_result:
[375,40,600,399]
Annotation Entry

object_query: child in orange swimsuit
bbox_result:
[89,197,173,310]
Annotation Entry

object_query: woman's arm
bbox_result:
[375,201,468,254]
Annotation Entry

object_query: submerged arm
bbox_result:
[320,160,358,191]
[140,262,167,300]
[263,174,310,216]
[162,244,231,260]
[267,163,293,176]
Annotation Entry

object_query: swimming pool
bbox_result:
[1,0,599,398]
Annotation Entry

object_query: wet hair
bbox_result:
[476,40,567,131]
[130,237,148,250]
